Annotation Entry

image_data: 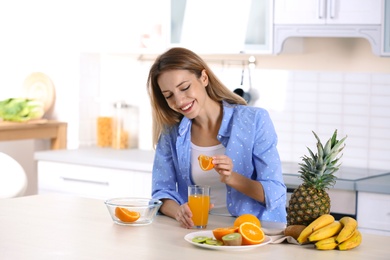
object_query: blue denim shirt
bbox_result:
[152,101,287,223]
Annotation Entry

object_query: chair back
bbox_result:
[0,152,28,198]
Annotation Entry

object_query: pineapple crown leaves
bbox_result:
[298,129,347,190]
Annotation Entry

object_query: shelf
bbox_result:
[0,119,67,150]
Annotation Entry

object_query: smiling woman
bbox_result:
[147,47,287,228]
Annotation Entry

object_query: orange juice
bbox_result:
[188,194,210,228]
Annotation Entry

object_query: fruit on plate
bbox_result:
[297,214,335,244]
[238,222,265,245]
[283,225,307,240]
[287,130,347,226]
[115,207,140,222]
[234,214,261,228]
[198,155,214,171]
[212,226,238,241]
[222,233,242,246]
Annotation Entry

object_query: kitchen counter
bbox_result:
[34,147,390,194]
[0,194,388,259]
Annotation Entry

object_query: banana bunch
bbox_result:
[297,214,362,251]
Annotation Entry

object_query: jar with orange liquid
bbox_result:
[111,101,139,149]
[188,185,210,229]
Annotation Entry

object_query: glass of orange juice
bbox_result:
[188,185,210,229]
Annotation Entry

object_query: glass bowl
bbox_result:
[104,197,162,226]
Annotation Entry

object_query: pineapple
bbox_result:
[287,130,347,226]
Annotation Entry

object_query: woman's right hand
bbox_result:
[175,203,194,229]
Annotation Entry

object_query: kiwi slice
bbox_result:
[192,236,210,243]
[205,238,223,246]
[222,233,242,246]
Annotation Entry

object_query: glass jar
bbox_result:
[111,101,139,149]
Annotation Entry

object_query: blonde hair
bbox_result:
[147,47,246,147]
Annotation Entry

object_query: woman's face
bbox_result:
[158,69,208,119]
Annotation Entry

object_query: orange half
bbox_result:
[198,155,214,171]
[212,226,239,241]
[115,207,140,222]
[238,222,265,245]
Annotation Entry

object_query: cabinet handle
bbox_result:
[61,177,109,186]
[318,0,326,19]
[329,0,336,19]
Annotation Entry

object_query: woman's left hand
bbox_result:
[212,155,234,183]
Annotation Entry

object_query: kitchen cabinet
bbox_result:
[357,192,390,236]
[38,161,152,200]
[274,0,382,25]
[170,0,273,54]
[273,0,383,55]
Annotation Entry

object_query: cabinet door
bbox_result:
[170,0,272,54]
[326,0,382,25]
[38,161,152,199]
[274,0,325,24]
[274,0,381,25]
[357,192,390,233]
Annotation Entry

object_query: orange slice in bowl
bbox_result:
[115,207,140,222]
[238,222,265,245]
[198,155,214,171]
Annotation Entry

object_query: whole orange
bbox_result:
[234,214,261,228]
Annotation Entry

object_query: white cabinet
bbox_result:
[274,0,382,25]
[170,0,273,54]
[357,192,390,236]
[38,161,152,200]
[273,0,383,55]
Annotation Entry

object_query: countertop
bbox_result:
[0,194,388,259]
[34,147,390,194]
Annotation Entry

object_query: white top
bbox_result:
[191,142,230,216]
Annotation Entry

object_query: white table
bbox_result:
[0,195,388,259]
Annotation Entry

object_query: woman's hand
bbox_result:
[175,203,194,229]
[212,155,234,184]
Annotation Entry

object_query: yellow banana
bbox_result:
[308,221,343,242]
[336,216,358,244]
[297,214,335,244]
[315,235,338,250]
[337,229,362,251]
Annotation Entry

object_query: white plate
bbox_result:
[184,230,271,251]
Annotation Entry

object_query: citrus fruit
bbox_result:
[198,155,214,171]
[212,226,239,241]
[115,207,140,222]
[234,214,261,228]
[238,222,265,245]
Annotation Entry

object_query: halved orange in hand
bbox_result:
[212,226,239,241]
[238,222,265,245]
[198,154,214,171]
[115,207,140,222]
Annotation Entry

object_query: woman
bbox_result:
[147,47,286,228]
